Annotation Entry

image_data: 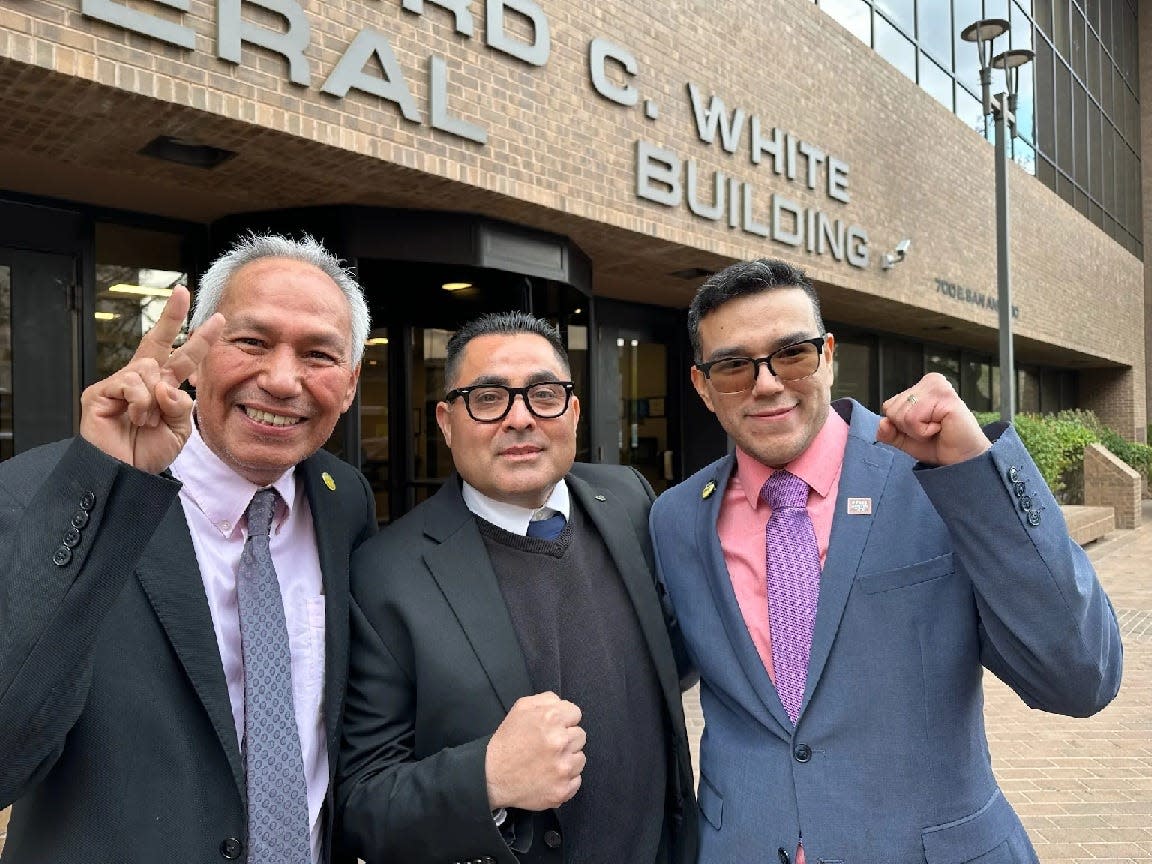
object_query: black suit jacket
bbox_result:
[0,437,376,864]
[337,463,698,864]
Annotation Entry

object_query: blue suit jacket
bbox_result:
[650,400,1122,864]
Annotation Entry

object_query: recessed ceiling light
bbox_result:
[108,283,174,297]
[442,282,472,291]
[365,337,389,346]
[139,136,237,169]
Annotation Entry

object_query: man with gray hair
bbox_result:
[0,233,376,864]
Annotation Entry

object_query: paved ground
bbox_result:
[3,507,1150,860]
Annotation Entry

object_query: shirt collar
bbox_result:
[460,478,571,536]
[170,409,297,538]
[733,407,850,508]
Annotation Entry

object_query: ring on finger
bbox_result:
[906,393,918,405]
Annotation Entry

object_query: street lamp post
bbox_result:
[961,20,1034,423]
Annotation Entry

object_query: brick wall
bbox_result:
[1083,442,1142,529]
[0,0,1144,433]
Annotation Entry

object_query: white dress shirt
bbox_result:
[461,478,571,535]
[170,423,328,863]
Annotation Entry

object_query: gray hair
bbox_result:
[190,232,371,366]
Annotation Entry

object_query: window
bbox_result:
[875,0,914,39]
[831,334,875,407]
[919,1,952,67]
[820,0,872,44]
[94,223,188,381]
[926,348,961,392]
[876,15,916,81]
[881,339,922,399]
[920,53,954,109]
[960,356,993,412]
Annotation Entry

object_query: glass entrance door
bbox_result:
[0,247,78,460]
[353,259,588,523]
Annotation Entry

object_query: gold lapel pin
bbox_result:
[594,494,607,501]
[322,472,336,491]
[702,481,716,499]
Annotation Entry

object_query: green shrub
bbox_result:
[971,409,1150,502]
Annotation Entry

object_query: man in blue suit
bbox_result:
[650,259,1123,864]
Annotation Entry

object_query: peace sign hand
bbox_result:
[79,286,225,474]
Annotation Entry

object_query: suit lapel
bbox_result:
[567,473,683,711]
[696,457,793,736]
[801,402,893,715]
[422,480,533,712]
[136,500,246,803]
[298,458,351,766]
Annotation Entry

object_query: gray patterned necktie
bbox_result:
[238,488,311,864]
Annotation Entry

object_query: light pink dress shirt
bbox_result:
[716,409,850,686]
[170,423,328,863]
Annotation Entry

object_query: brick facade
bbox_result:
[0,0,1145,434]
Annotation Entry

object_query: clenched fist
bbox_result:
[485,691,586,811]
[876,372,990,466]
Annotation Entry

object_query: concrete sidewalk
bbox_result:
[680,502,1152,862]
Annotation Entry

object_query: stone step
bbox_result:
[1060,504,1115,546]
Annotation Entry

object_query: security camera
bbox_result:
[894,238,911,260]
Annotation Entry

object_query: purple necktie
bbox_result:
[761,470,821,725]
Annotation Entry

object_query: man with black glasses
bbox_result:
[337,311,698,864]
[650,258,1122,864]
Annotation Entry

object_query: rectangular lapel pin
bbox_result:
[846,497,872,515]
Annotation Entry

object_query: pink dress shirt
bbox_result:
[170,423,328,863]
[716,409,850,685]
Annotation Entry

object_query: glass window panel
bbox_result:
[95,224,187,381]
[926,348,961,392]
[875,0,915,39]
[1087,98,1101,200]
[881,339,923,397]
[984,0,1010,22]
[1089,201,1103,227]
[1013,60,1035,142]
[820,0,873,44]
[1057,171,1075,206]
[1033,0,1052,36]
[831,336,875,409]
[876,15,917,80]
[1073,79,1087,187]
[1060,371,1078,410]
[1011,5,1034,51]
[1100,124,1114,212]
[1101,60,1113,123]
[1074,187,1089,218]
[1086,30,1100,97]
[956,84,987,136]
[920,0,953,67]
[617,339,670,493]
[1036,152,1057,187]
[953,0,984,94]
[1017,367,1040,412]
[1069,6,1085,79]
[1052,0,1068,54]
[1012,138,1037,174]
[1087,0,1099,35]
[960,356,993,411]
[359,329,390,519]
[0,264,10,462]
[1099,0,1112,58]
[1055,60,1073,175]
[920,52,955,109]
[1034,37,1055,156]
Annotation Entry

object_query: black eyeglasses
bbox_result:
[694,335,828,394]
[443,382,575,423]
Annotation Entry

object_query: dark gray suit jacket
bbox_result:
[0,437,376,864]
[337,463,698,864]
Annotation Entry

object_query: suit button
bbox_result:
[62,527,81,548]
[71,510,90,529]
[79,491,96,511]
[1027,510,1042,527]
[1019,495,1033,512]
[793,743,812,763]
[219,837,243,859]
[1013,480,1026,497]
[52,546,72,567]
[778,847,791,864]
[544,829,562,848]
[1007,466,1020,482]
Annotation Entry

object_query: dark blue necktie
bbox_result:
[526,513,566,540]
